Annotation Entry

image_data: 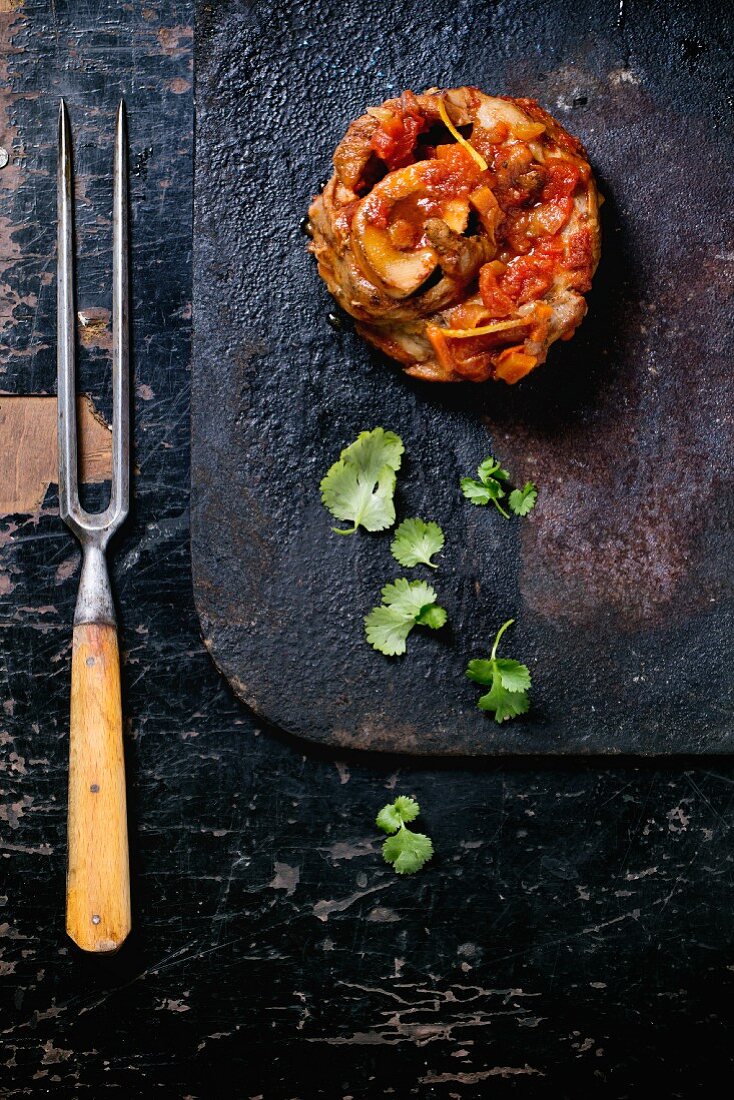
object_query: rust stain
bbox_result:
[77,307,112,352]
[335,717,423,753]
[0,395,112,515]
[157,24,193,58]
[486,64,734,629]
[167,77,191,95]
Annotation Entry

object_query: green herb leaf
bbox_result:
[462,458,537,520]
[343,428,404,479]
[364,606,415,657]
[390,517,445,569]
[477,679,531,721]
[493,658,532,692]
[365,578,447,656]
[391,795,420,822]
[460,456,510,518]
[321,462,397,535]
[460,478,495,506]
[376,795,420,833]
[382,828,434,874]
[376,796,433,874]
[466,618,531,723]
[416,604,448,629]
[380,578,438,619]
[509,481,538,517]
[320,428,404,534]
[477,456,510,483]
[465,658,496,685]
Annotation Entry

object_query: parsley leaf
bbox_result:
[478,456,510,483]
[390,517,445,569]
[459,478,497,506]
[376,795,420,832]
[379,578,440,619]
[342,427,404,480]
[376,796,434,875]
[460,455,511,518]
[416,604,448,629]
[477,678,530,721]
[493,657,531,692]
[382,829,434,874]
[320,428,404,535]
[363,607,415,657]
[321,463,397,534]
[466,618,532,723]
[365,578,447,656]
[509,481,538,517]
[461,458,538,520]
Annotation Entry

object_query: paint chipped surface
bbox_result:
[0,395,111,514]
[269,861,300,896]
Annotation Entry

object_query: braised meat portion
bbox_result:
[308,87,601,383]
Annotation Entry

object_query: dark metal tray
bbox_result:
[192,0,733,754]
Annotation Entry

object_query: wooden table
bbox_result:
[0,1,731,1094]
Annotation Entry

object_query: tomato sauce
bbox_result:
[362,98,592,366]
[362,146,481,232]
[369,94,428,171]
[476,152,582,313]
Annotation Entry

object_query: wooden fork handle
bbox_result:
[66,621,130,953]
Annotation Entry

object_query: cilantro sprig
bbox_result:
[376,795,434,874]
[460,456,511,516]
[365,578,447,656]
[466,618,531,722]
[390,517,444,569]
[320,428,404,535]
[460,456,537,518]
[509,482,538,516]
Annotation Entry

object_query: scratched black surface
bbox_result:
[1,1,733,1096]
[192,0,734,754]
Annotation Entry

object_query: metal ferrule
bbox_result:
[74,542,117,627]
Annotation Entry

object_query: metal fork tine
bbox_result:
[57,99,80,525]
[112,100,130,523]
[57,100,130,535]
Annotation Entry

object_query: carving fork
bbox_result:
[57,101,131,953]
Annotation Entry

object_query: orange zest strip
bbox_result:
[438,318,530,339]
[438,98,488,172]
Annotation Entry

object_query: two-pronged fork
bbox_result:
[57,100,131,953]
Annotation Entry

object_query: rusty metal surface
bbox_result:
[192,0,734,754]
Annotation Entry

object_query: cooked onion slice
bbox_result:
[354,224,437,297]
[351,162,469,298]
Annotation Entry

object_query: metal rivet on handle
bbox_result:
[91,914,101,925]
